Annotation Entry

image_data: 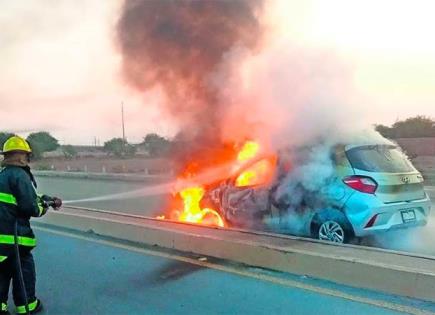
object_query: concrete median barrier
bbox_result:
[35,206,435,303]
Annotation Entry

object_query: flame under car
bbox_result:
[209,144,431,243]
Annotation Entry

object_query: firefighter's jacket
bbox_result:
[0,165,44,262]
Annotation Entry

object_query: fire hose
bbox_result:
[14,196,62,315]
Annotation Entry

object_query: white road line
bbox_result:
[34,226,434,315]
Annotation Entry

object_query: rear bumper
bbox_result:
[344,193,431,237]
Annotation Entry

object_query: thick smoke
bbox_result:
[213,36,403,236]
[116,0,432,255]
[269,132,392,235]
[117,0,263,144]
[372,219,435,255]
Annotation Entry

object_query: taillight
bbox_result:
[343,176,378,194]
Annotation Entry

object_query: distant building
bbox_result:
[134,143,151,157]
[42,145,106,158]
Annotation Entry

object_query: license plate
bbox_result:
[401,210,416,223]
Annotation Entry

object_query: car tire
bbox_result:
[310,209,354,244]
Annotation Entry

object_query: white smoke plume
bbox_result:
[370,211,435,256]
[210,14,421,240]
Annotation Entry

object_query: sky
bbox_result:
[1,0,434,145]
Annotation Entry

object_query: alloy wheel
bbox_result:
[318,220,345,243]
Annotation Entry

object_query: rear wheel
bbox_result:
[318,221,345,243]
[311,210,354,244]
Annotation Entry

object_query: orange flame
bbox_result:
[158,140,274,227]
[237,141,260,162]
[176,186,225,227]
[235,156,277,187]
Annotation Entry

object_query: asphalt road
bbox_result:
[4,228,431,315]
[35,176,435,257]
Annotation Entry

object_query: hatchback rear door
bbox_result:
[345,145,425,203]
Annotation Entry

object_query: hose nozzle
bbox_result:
[41,195,62,210]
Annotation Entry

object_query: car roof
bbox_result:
[344,143,397,151]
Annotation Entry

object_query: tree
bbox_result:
[26,132,59,159]
[103,138,136,157]
[392,116,435,138]
[62,145,78,159]
[375,125,394,138]
[0,132,16,150]
[142,133,172,157]
[376,116,435,139]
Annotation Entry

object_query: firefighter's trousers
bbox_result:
[0,249,36,312]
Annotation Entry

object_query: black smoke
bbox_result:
[116,0,264,146]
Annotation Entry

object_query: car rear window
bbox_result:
[346,145,416,173]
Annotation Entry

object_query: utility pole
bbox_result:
[121,102,126,141]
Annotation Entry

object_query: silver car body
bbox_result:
[339,144,431,237]
[215,143,431,239]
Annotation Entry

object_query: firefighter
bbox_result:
[0,136,61,314]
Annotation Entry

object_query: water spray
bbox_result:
[62,163,238,205]
[62,182,175,204]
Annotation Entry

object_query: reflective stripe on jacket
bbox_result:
[0,192,17,205]
[0,166,42,258]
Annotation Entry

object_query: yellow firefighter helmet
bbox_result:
[2,136,32,154]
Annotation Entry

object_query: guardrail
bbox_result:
[35,206,435,303]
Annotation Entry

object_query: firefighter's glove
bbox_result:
[38,197,50,217]
[40,205,49,216]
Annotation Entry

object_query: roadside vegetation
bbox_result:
[103,138,136,157]
[0,131,59,159]
[0,131,175,160]
[376,116,435,139]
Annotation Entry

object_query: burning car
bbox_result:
[209,143,431,243]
